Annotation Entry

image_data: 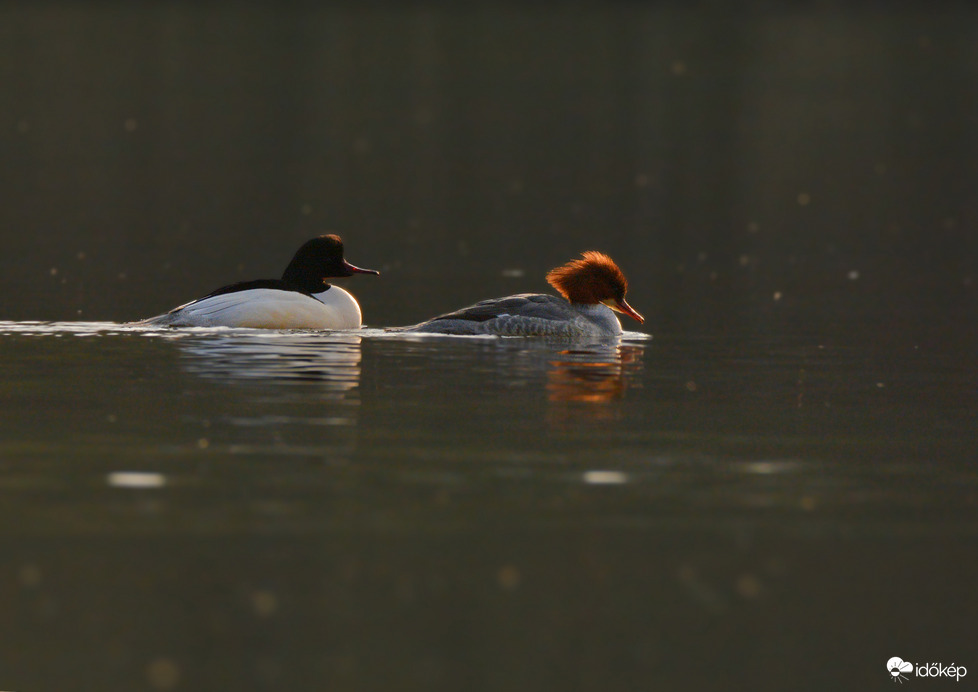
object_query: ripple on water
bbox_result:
[0,320,366,387]
[178,331,363,388]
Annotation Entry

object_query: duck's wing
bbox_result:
[193,279,313,304]
[426,293,568,323]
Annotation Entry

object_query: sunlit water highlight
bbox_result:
[1,319,973,532]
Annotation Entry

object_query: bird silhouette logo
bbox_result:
[888,657,913,683]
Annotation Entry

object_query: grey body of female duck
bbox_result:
[404,251,644,337]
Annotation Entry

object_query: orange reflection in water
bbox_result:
[546,345,645,426]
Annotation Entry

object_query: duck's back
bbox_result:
[141,283,362,330]
[408,293,621,336]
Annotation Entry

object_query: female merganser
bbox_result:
[404,251,644,337]
[139,235,379,329]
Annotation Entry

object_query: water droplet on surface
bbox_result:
[582,470,629,485]
[147,657,181,690]
[497,565,521,590]
[744,461,782,475]
[20,563,42,587]
[107,472,167,489]
[736,574,762,599]
[251,590,279,617]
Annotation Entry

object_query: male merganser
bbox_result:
[404,251,644,337]
[139,235,379,329]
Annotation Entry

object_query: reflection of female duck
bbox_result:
[545,344,646,429]
[138,235,379,329]
[547,345,644,404]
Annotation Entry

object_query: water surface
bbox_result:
[1,318,974,691]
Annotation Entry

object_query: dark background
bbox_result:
[2,6,978,691]
[1,3,975,340]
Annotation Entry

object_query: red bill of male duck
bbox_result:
[137,235,379,329]
[401,251,644,337]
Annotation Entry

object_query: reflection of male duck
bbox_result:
[179,332,364,461]
[179,332,362,393]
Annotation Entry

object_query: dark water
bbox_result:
[2,3,977,691]
[1,317,975,691]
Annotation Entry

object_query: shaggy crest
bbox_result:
[546,251,628,304]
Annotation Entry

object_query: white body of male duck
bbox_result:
[139,235,379,329]
[404,251,644,337]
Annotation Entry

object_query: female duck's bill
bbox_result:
[137,234,380,330]
[401,250,644,337]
